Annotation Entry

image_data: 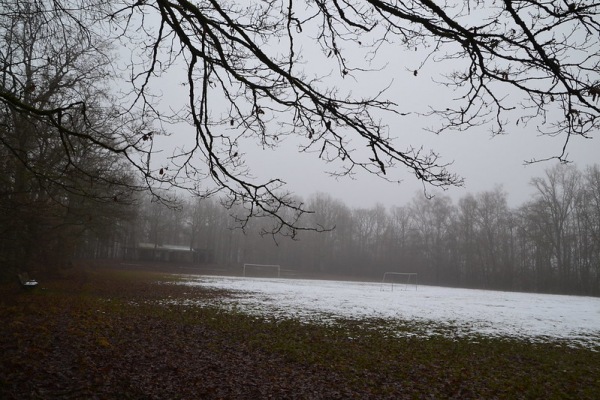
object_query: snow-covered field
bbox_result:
[178,276,600,348]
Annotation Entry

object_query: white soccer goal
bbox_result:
[243,263,281,278]
[381,272,418,291]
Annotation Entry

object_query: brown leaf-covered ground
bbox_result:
[1,264,599,399]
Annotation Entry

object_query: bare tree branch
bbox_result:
[2,0,598,235]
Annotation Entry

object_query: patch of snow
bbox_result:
[178,276,600,348]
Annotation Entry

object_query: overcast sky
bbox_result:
[243,111,598,209]
[138,6,599,211]
[152,68,598,210]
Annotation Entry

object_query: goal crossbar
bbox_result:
[243,263,281,278]
[381,272,418,291]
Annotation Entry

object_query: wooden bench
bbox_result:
[18,272,38,289]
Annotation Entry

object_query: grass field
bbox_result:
[1,265,599,399]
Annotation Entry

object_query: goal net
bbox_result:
[243,263,281,278]
[381,272,418,291]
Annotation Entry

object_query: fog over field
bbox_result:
[178,276,600,349]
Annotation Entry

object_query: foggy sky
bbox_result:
[241,130,596,209]
[139,11,599,210]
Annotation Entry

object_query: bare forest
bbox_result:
[71,163,599,296]
[1,1,599,297]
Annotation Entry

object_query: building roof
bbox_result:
[137,243,194,252]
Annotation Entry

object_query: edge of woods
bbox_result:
[1,263,599,399]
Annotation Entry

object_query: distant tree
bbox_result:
[529,164,581,292]
[410,194,455,284]
[2,0,598,235]
[456,194,480,286]
[384,205,414,274]
[473,187,513,288]
[351,204,388,274]
[579,165,600,293]
[185,197,235,264]
[187,197,218,252]
[351,207,378,270]
[303,193,351,273]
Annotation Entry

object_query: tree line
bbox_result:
[2,1,599,295]
[77,163,600,297]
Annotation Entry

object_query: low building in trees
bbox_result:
[123,243,210,264]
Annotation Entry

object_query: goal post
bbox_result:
[381,272,418,291]
[243,263,281,278]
